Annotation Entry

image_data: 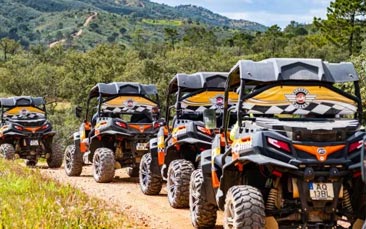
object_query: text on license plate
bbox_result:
[136,143,148,151]
[309,182,334,200]
[30,140,39,146]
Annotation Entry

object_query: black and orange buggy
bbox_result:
[139,72,238,208]
[64,82,161,183]
[0,96,62,167]
[189,58,366,228]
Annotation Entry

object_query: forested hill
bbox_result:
[0,0,266,49]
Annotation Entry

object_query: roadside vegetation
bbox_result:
[0,159,134,228]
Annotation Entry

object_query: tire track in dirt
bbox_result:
[40,166,224,228]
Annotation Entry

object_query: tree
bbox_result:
[314,0,366,56]
[164,28,179,49]
[0,38,20,61]
[265,25,284,56]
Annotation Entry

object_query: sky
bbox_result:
[150,0,332,28]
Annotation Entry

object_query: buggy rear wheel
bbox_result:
[190,169,217,228]
[224,185,265,229]
[0,143,15,160]
[47,143,64,168]
[167,159,195,208]
[139,153,162,195]
[93,147,115,183]
[64,145,83,176]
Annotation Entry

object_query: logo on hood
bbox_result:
[285,88,316,109]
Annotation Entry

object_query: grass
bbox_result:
[0,159,136,229]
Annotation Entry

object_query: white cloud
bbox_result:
[222,8,328,28]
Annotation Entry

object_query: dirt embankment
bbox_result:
[40,166,224,228]
[49,12,98,48]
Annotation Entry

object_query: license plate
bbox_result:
[309,182,334,200]
[30,140,39,146]
[136,143,148,151]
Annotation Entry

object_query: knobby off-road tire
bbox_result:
[93,147,115,183]
[167,159,195,208]
[127,166,139,178]
[224,185,265,229]
[190,169,217,228]
[64,145,83,176]
[139,153,162,195]
[0,143,15,160]
[47,143,64,168]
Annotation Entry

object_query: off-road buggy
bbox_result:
[0,96,62,167]
[139,72,238,208]
[64,82,161,183]
[189,58,366,228]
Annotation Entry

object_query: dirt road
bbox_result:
[40,166,223,229]
[49,12,97,48]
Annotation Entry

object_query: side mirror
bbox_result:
[203,109,216,129]
[75,106,82,118]
[154,118,166,128]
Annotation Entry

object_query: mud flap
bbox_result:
[157,127,165,166]
[200,149,218,206]
[149,137,161,176]
[362,136,366,183]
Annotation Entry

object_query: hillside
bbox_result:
[0,0,266,49]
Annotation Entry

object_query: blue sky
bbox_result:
[151,0,332,28]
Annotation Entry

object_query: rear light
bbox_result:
[197,126,212,136]
[272,170,282,177]
[14,125,23,131]
[267,137,291,153]
[153,122,160,129]
[348,140,363,153]
[41,124,49,130]
[115,121,127,129]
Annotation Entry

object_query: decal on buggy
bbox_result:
[4,106,45,116]
[243,86,357,115]
[285,88,316,109]
[181,91,238,112]
[103,96,157,108]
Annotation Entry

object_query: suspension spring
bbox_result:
[343,189,353,213]
[266,188,279,211]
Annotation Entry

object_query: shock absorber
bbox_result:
[266,177,281,211]
[343,189,353,213]
[266,188,279,211]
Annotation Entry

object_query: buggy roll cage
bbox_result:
[0,96,47,123]
[165,72,229,129]
[84,82,159,121]
[222,58,363,146]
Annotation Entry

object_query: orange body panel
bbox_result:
[24,126,41,133]
[211,170,220,188]
[128,124,153,133]
[293,144,345,162]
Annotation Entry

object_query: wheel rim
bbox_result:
[94,153,101,176]
[190,178,199,215]
[140,159,149,186]
[168,169,177,200]
[65,150,72,171]
[225,200,234,228]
